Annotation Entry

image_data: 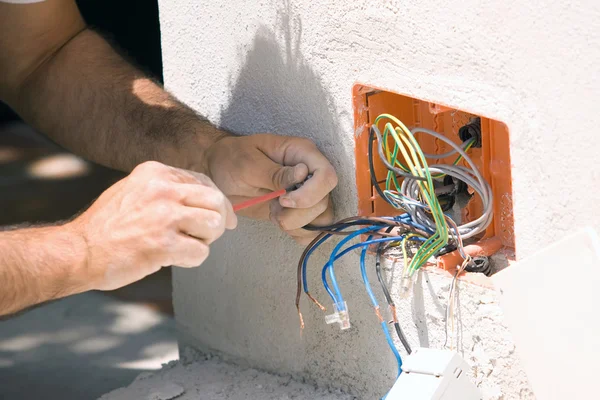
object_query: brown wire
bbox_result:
[296,216,373,330]
[295,216,430,331]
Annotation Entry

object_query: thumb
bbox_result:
[268,162,309,191]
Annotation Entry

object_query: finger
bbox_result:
[279,200,335,237]
[170,233,210,268]
[178,183,237,229]
[270,195,331,232]
[244,155,308,192]
[271,163,308,191]
[277,143,337,209]
[178,208,226,244]
[224,199,237,230]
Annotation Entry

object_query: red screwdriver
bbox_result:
[232,175,312,213]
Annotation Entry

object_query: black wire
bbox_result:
[303,219,391,232]
[375,228,412,354]
[369,125,391,204]
[464,256,492,276]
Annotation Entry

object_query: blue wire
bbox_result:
[302,220,383,295]
[380,319,403,400]
[321,257,335,301]
[302,214,429,295]
[382,320,402,377]
[305,215,425,400]
[360,235,379,307]
[321,235,428,304]
[360,236,403,381]
[325,226,384,308]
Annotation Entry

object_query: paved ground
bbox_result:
[0,292,178,400]
[100,352,354,400]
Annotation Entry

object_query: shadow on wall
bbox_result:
[218,5,351,199]
[209,4,394,396]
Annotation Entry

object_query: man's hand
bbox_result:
[70,161,236,291]
[205,134,337,244]
[0,161,236,316]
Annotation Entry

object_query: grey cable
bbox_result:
[372,125,426,182]
[421,138,475,160]
[398,127,493,240]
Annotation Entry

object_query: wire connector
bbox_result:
[386,348,481,399]
[399,274,414,299]
[324,302,351,330]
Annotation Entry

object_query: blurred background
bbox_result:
[0,1,179,398]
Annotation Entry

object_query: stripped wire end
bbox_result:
[389,304,399,324]
[374,306,384,323]
[297,308,305,331]
[306,292,326,311]
[325,302,351,330]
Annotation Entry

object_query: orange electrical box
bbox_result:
[353,84,515,251]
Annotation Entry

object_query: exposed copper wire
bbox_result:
[297,307,305,331]
[295,216,413,330]
[374,306,384,323]
[389,304,399,324]
[306,292,326,311]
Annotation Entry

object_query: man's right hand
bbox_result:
[68,161,237,291]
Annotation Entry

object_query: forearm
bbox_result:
[8,28,227,173]
[0,223,89,316]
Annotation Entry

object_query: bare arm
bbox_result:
[0,0,222,173]
[0,0,337,245]
[0,224,88,316]
[0,161,236,316]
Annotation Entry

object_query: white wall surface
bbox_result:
[158,1,600,398]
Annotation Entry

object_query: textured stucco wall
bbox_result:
[158,1,600,398]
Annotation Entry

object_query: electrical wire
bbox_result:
[294,111,495,397]
[360,235,405,371]
[405,126,493,239]
[382,320,403,378]
[375,231,413,354]
[372,117,449,278]
[295,215,431,328]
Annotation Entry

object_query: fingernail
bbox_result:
[281,197,296,208]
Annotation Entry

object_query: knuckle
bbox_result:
[152,202,173,222]
[207,214,225,236]
[145,177,173,199]
[192,171,213,186]
[297,137,316,148]
[271,212,290,232]
[134,160,165,175]
[323,166,339,189]
[194,243,210,264]
[155,231,176,249]
[207,188,227,209]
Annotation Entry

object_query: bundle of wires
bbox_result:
[295,112,493,388]
[370,114,493,291]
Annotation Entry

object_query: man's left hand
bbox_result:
[204,134,338,244]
